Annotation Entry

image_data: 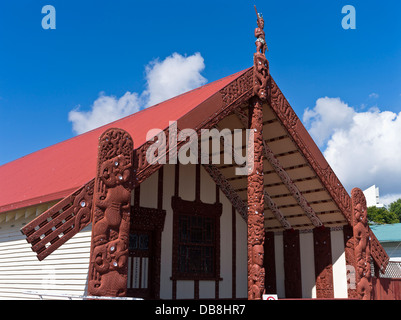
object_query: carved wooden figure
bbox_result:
[351,188,372,300]
[88,128,134,297]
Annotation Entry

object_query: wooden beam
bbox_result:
[202,164,247,221]
[213,120,291,230]
[235,109,323,228]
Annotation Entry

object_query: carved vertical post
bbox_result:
[248,6,268,300]
[88,128,134,297]
[313,226,334,299]
[343,224,358,299]
[351,188,372,300]
[247,96,265,300]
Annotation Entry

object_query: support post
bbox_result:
[247,97,265,300]
[248,5,268,300]
[88,128,134,297]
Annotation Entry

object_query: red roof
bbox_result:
[0,69,249,213]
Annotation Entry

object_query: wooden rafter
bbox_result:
[262,139,323,227]
[207,122,291,230]
[234,109,323,228]
[202,164,247,221]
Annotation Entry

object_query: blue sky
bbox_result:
[1,1,401,200]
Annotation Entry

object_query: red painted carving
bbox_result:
[343,225,358,299]
[247,98,267,300]
[313,227,334,299]
[248,6,267,300]
[253,7,269,101]
[21,180,94,261]
[247,97,265,300]
[88,128,134,297]
[351,188,372,300]
[369,229,389,273]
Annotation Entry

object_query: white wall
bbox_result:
[331,229,348,298]
[0,204,91,300]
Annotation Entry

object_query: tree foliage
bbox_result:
[388,198,401,222]
[367,198,401,225]
[367,206,399,224]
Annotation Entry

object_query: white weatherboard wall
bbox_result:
[0,203,91,300]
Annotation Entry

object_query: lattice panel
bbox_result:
[369,229,390,273]
[378,261,401,279]
[20,180,94,261]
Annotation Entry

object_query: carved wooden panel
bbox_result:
[21,180,94,261]
[313,227,334,299]
[343,224,358,299]
[87,128,134,297]
[351,188,372,300]
[247,98,265,300]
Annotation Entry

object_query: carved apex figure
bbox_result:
[253,6,269,101]
[254,6,268,55]
[88,128,134,297]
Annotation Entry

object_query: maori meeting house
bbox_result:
[0,8,395,300]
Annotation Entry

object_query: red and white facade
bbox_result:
[0,14,390,299]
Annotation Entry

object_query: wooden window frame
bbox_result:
[171,196,222,281]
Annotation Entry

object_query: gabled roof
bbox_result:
[2,67,390,270]
[0,69,249,213]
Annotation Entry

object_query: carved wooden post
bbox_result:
[88,128,134,297]
[248,6,268,300]
[351,188,372,300]
[313,226,334,298]
[343,225,358,298]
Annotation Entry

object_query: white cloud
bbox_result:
[69,91,141,135]
[68,52,207,135]
[303,98,401,199]
[303,97,355,147]
[143,52,206,107]
[369,92,379,99]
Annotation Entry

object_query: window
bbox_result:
[171,196,222,280]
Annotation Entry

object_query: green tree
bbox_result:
[367,206,399,225]
[389,198,401,222]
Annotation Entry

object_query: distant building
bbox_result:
[363,185,384,208]
[370,223,401,262]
